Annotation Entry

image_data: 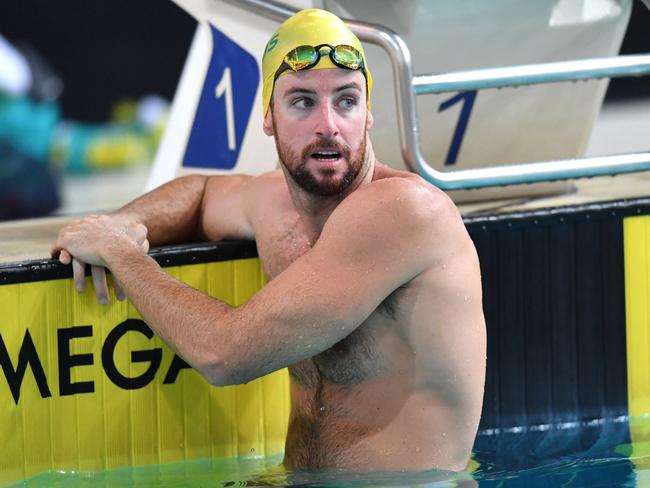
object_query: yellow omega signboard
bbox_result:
[0,246,290,486]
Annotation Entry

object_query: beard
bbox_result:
[274,125,367,197]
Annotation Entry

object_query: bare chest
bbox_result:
[289,322,391,387]
[255,222,312,280]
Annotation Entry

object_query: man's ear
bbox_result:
[366,109,374,130]
[263,107,274,136]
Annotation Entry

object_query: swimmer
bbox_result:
[52,9,486,473]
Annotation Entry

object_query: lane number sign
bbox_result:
[183,24,259,170]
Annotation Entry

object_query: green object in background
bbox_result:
[50,97,163,174]
[0,95,163,174]
[51,120,152,173]
[0,95,59,163]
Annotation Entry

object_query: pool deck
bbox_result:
[0,215,74,265]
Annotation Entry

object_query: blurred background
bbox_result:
[0,0,648,221]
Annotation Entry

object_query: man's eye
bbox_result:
[293,98,314,109]
[338,97,357,110]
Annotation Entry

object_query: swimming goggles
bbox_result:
[273,44,366,81]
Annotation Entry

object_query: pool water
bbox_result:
[472,418,644,487]
[11,420,650,487]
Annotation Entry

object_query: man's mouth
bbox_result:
[311,151,342,161]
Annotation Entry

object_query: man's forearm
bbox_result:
[105,242,234,384]
[113,175,209,245]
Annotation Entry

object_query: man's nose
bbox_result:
[314,102,339,138]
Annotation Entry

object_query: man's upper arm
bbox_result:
[223,178,443,382]
[199,174,256,240]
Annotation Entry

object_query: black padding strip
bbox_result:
[0,240,258,286]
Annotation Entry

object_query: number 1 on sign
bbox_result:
[215,67,236,151]
[438,90,477,166]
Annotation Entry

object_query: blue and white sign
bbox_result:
[182,24,259,170]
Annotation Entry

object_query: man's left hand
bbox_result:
[51,215,149,304]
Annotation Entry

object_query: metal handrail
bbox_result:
[222,0,650,190]
[414,55,650,94]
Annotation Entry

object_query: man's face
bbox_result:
[264,68,373,196]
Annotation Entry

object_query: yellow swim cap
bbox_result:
[261,9,373,117]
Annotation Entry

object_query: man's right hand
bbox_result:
[51,213,149,305]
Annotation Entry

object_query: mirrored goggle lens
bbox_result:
[285,45,318,71]
[332,45,362,70]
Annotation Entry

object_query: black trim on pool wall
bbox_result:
[0,240,259,286]
[2,196,649,286]
[464,197,650,230]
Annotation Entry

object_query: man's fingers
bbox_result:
[72,258,86,292]
[51,240,71,264]
[91,265,110,305]
[59,249,72,265]
[72,259,116,305]
[113,278,126,301]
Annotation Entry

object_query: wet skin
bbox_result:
[52,68,486,472]
[243,164,485,471]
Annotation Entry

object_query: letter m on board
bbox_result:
[0,330,52,404]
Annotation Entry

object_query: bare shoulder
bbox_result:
[320,166,472,275]
[332,168,462,238]
[204,169,284,197]
[372,163,455,208]
[238,170,292,215]
[201,170,285,240]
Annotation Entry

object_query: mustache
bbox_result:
[301,138,351,161]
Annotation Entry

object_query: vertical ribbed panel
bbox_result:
[496,229,527,429]
[0,281,20,482]
[0,257,290,486]
[549,223,579,426]
[602,219,628,419]
[625,215,650,418]
[523,226,552,428]
[624,215,650,455]
[469,213,628,432]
